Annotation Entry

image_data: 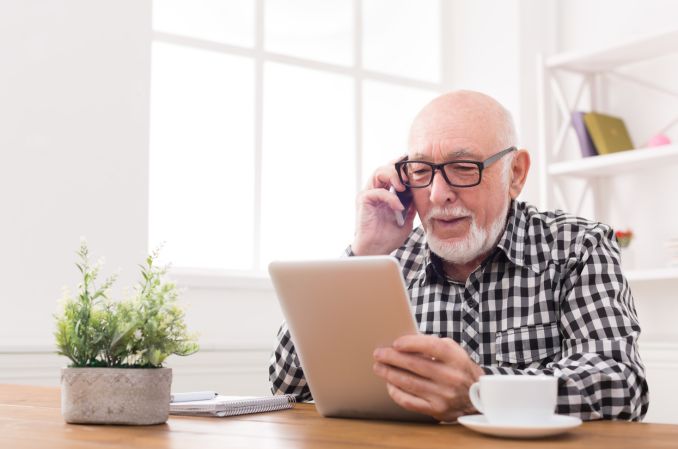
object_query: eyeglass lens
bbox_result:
[402,161,480,187]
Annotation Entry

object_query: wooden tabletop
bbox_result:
[1,384,676,448]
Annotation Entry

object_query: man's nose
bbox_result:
[428,170,459,205]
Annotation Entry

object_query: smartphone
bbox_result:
[390,186,413,227]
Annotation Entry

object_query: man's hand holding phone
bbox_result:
[351,157,416,256]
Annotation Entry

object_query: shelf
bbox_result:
[546,29,678,73]
[548,144,678,178]
[625,266,678,283]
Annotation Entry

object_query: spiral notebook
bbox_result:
[170,394,296,417]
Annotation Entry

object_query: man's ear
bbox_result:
[508,149,530,199]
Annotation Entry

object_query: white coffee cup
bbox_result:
[468,375,557,425]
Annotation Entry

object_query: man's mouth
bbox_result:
[432,216,469,227]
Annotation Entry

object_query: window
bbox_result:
[150,0,445,274]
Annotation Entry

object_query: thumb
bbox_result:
[404,203,417,227]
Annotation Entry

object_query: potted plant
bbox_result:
[615,229,635,269]
[55,239,198,425]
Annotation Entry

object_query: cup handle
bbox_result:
[468,382,483,413]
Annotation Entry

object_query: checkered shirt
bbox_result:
[269,201,649,421]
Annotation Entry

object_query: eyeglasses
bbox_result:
[394,146,517,188]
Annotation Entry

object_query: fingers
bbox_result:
[352,155,414,256]
[391,334,459,363]
[374,362,465,422]
[373,361,435,397]
[373,335,484,421]
[392,335,483,380]
[382,377,434,417]
[358,187,405,215]
[374,361,444,418]
[373,347,444,381]
[367,156,407,191]
[375,335,482,386]
[368,170,403,191]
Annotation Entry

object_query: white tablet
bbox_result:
[268,256,435,422]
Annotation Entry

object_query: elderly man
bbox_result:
[269,90,649,422]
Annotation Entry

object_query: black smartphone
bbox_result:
[391,186,413,226]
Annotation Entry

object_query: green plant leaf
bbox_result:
[54,240,199,368]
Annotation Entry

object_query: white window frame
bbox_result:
[152,0,454,288]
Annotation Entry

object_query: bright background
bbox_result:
[1,0,677,423]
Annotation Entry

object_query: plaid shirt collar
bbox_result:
[421,200,550,285]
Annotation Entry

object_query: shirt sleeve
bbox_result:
[482,228,649,421]
[268,321,313,401]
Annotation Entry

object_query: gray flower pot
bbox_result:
[61,367,172,425]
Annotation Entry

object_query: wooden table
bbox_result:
[1,384,676,448]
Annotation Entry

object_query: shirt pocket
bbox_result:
[495,322,560,367]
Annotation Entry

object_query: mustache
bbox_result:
[425,206,474,222]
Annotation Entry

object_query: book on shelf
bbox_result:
[583,112,635,155]
[170,394,296,417]
[571,111,598,157]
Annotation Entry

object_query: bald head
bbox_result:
[408,90,517,157]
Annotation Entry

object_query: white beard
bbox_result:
[425,200,510,265]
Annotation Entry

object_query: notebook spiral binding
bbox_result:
[216,395,297,417]
[170,394,297,417]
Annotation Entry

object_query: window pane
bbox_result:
[265,0,352,66]
[261,63,354,266]
[149,42,255,269]
[363,0,440,82]
[362,81,438,184]
[153,0,254,47]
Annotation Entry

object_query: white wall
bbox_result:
[444,0,558,206]
[0,0,297,398]
[557,0,678,49]
[0,0,151,367]
[0,0,281,396]
[165,278,283,395]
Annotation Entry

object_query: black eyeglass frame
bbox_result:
[394,146,517,188]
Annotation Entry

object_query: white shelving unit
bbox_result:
[537,30,678,284]
[625,266,678,283]
[548,144,678,178]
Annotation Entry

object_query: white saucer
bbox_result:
[457,414,582,438]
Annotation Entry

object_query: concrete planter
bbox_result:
[61,367,172,425]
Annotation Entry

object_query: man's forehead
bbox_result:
[409,147,483,161]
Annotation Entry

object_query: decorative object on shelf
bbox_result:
[647,114,678,148]
[571,111,598,157]
[615,229,635,270]
[55,239,199,425]
[583,112,634,155]
[647,133,672,147]
[615,229,634,248]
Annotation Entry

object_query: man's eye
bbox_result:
[451,165,476,172]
